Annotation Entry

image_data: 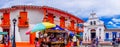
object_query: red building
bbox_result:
[0,5,84,46]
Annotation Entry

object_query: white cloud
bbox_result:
[0,0,120,18]
[108,21,113,25]
[1,0,120,29]
[112,18,120,23]
[0,0,39,8]
[116,22,120,24]
[113,24,117,27]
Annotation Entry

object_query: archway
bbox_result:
[91,29,96,40]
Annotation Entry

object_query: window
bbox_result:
[94,21,96,25]
[105,33,109,39]
[99,29,101,32]
[90,21,96,25]
[90,21,93,25]
[112,32,117,38]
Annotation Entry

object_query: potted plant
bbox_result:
[18,16,21,19]
[25,21,28,25]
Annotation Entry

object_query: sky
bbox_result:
[0,0,120,29]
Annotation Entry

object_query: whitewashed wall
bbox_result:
[0,12,3,41]
[9,9,44,42]
[54,15,60,25]
[65,18,70,28]
[105,30,120,39]
[10,10,22,42]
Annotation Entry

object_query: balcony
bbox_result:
[18,19,29,27]
[1,21,10,28]
[18,12,29,28]
[1,13,10,28]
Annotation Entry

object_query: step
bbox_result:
[0,44,4,47]
[0,42,35,47]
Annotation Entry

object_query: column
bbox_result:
[83,27,87,41]
[47,13,54,23]
[88,29,91,41]
[70,20,75,31]
[29,25,36,44]
[43,8,47,22]
[101,28,105,41]
[96,28,99,39]
[75,21,79,33]
[30,33,36,44]
[60,17,65,28]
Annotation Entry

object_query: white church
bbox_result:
[83,12,105,41]
[83,12,120,42]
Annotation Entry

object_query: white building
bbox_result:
[83,12,105,41]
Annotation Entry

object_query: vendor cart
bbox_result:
[40,29,68,47]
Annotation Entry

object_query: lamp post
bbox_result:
[12,18,16,47]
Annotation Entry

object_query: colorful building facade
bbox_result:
[0,5,84,44]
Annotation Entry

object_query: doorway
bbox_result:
[112,32,117,38]
[2,29,9,44]
[91,32,96,40]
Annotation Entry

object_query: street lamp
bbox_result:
[12,18,17,47]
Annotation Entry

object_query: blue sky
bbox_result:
[0,0,120,29]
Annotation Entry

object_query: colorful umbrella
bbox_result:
[69,32,74,37]
[51,25,64,30]
[42,22,56,29]
[25,29,31,35]
[31,22,56,32]
[31,23,46,32]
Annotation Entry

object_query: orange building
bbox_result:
[0,5,83,46]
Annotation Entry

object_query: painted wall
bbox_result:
[0,12,3,41]
[0,7,82,42]
[9,9,44,42]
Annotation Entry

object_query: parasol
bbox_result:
[25,22,56,34]
[51,25,64,30]
[31,22,56,32]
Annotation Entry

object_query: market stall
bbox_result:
[40,25,68,47]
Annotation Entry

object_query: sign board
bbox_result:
[0,32,8,35]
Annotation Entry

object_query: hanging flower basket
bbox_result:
[18,16,21,19]
[25,21,28,25]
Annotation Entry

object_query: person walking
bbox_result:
[35,37,40,47]
[79,39,82,47]
[72,36,77,47]
[95,37,99,47]
[112,37,119,47]
[90,38,96,47]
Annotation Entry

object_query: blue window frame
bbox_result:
[105,33,109,39]
[112,32,117,38]
[79,32,83,37]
